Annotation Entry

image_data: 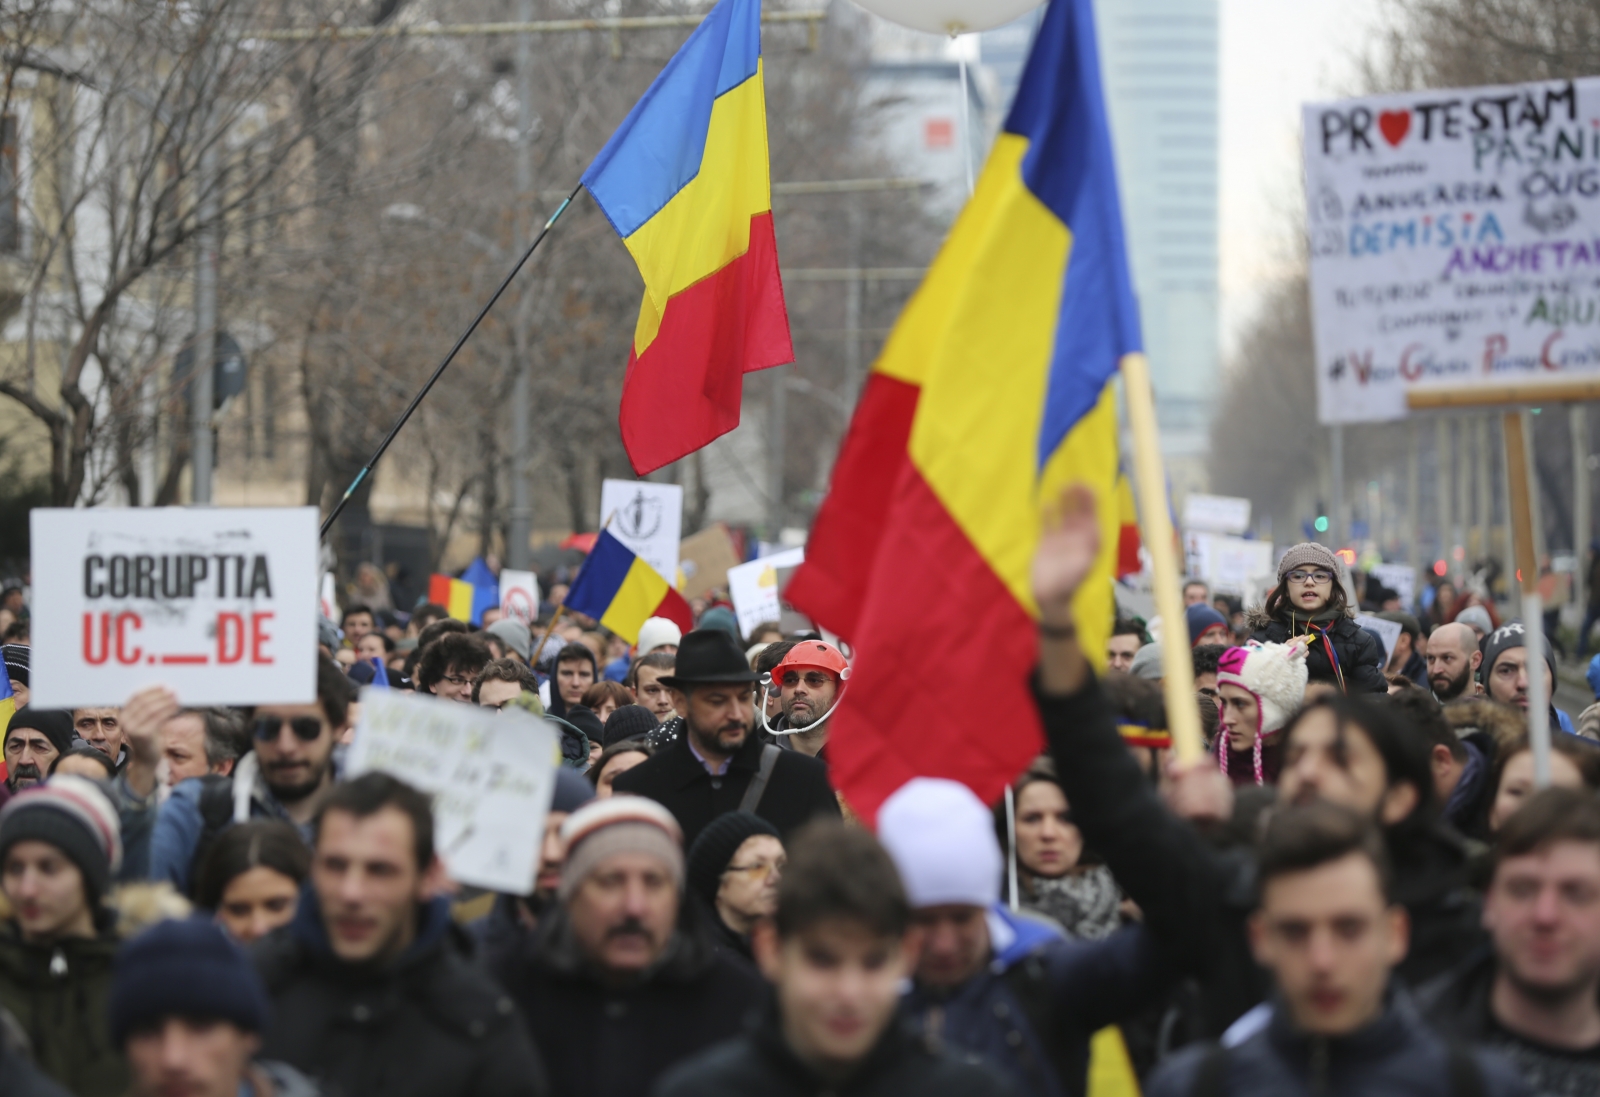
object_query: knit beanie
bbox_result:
[686,811,781,909]
[551,767,597,815]
[0,775,122,906]
[1456,606,1494,637]
[603,704,659,747]
[1185,604,1229,648]
[1216,641,1310,785]
[6,708,74,756]
[1276,543,1341,581]
[563,706,605,751]
[1479,622,1554,686]
[108,918,270,1046]
[2,644,27,687]
[878,777,1001,909]
[559,797,684,902]
[696,606,743,644]
[637,617,683,658]
[1129,643,1163,681]
[486,617,532,660]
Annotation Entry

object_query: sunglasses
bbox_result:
[252,715,325,742]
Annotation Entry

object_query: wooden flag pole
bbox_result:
[1503,410,1553,787]
[1120,352,1204,764]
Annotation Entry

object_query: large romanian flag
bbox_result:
[582,0,793,475]
[565,531,695,644]
[785,0,1141,821]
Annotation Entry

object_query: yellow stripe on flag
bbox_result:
[446,579,474,623]
[599,558,670,644]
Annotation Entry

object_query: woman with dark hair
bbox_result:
[589,737,654,798]
[1485,730,1600,836]
[193,820,311,944]
[1249,543,1386,693]
[996,758,1121,940]
[578,680,634,723]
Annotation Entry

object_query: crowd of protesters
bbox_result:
[0,507,1598,1096]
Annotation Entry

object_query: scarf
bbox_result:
[1022,866,1122,941]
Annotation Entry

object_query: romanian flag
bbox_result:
[0,675,12,784]
[785,0,1140,821]
[1115,470,1142,579]
[565,531,694,644]
[428,574,475,623]
[582,0,792,475]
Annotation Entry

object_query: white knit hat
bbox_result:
[558,796,684,901]
[637,617,683,658]
[877,777,1000,909]
[1216,640,1309,738]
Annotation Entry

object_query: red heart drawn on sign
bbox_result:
[1378,110,1410,147]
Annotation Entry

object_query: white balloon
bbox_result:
[850,0,1043,36]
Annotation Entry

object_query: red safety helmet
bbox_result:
[772,641,850,683]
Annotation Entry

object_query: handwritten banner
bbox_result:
[1304,78,1600,423]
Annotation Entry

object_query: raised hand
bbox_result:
[120,685,179,796]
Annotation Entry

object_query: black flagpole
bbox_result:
[318,183,583,539]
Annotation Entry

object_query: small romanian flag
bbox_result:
[0,675,12,784]
[565,531,694,644]
[1115,471,1141,579]
[428,574,475,623]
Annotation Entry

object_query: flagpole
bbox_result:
[319,183,583,540]
[1120,352,1203,764]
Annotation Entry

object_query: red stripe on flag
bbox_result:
[653,585,696,634]
[808,466,1042,825]
[619,211,793,475]
[784,374,921,642]
[1116,523,1141,579]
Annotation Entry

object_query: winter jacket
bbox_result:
[903,904,1174,1097]
[610,725,839,850]
[1145,985,1527,1097]
[150,751,314,894]
[1249,612,1387,694]
[502,899,766,1097]
[652,999,1014,1097]
[0,1021,70,1097]
[0,923,124,1097]
[1418,947,1600,1096]
[253,890,547,1097]
[103,771,159,881]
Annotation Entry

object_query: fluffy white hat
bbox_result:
[877,777,1000,909]
[1216,640,1309,737]
[637,617,683,657]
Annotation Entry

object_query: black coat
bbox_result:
[1249,615,1388,694]
[0,1030,71,1097]
[504,901,767,1097]
[1145,986,1526,1097]
[611,725,840,850]
[253,893,547,1097]
[652,1001,1014,1097]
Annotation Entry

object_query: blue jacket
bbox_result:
[1145,986,1527,1097]
[148,753,311,894]
[901,904,1172,1097]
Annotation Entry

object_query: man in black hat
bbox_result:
[611,630,839,849]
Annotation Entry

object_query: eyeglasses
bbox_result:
[724,859,785,882]
[1286,569,1334,586]
[441,672,479,688]
[252,715,325,742]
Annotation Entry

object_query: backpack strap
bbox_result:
[739,744,781,814]
[1446,1044,1486,1097]
[1189,1042,1228,1097]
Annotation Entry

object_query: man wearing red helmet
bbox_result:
[771,640,848,760]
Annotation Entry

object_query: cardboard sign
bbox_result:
[346,689,560,895]
[678,524,742,602]
[30,508,318,708]
[1304,78,1600,423]
[1182,494,1252,536]
[1368,563,1417,610]
[1356,614,1404,666]
[727,547,805,638]
[600,479,683,584]
[498,569,541,624]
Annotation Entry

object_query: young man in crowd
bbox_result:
[1421,786,1600,1094]
[150,657,353,892]
[1146,802,1524,1096]
[612,630,839,849]
[1426,622,1482,703]
[1183,579,1211,607]
[629,650,679,726]
[656,820,1011,1097]
[770,640,848,758]
[1193,643,1226,702]
[1481,623,1576,735]
[506,796,764,1097]
[547,641,597,719]
[1107,618,1146,673]
[341,604,376,647]
[112,918,316,1097]
[0,776,127,1097]
[418,632,493,704]
[255,773,547,1097]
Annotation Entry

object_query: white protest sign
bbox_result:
[1183,494,1252,536]
[1304,78,1600,424]
[1369,563,1417,609]
[30,508,318,708]
[1356,614,1405,666]
[1187,533,1276,597]
[346,689,559,895]
[727,547,805,638]
[600,479,683,583]
[498,569,541,624]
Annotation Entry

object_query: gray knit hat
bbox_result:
[1277,543,1341,580]
[0,775,122,907]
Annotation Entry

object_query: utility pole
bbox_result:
[768,373,786,540]
[1329,424,1343,548]
[507,0,535,570]
[192,141,218,504]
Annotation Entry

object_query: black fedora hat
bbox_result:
[659,629,762,689]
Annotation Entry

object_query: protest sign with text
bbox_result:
[30,508,318,708]
[600,479,682,584]
[728,547,805,638]
[345,689,559,895]
[1304,78,1600,423]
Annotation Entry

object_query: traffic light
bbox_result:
[1314,515,1329,533]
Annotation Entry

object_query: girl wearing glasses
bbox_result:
[1248,543,1387,694]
